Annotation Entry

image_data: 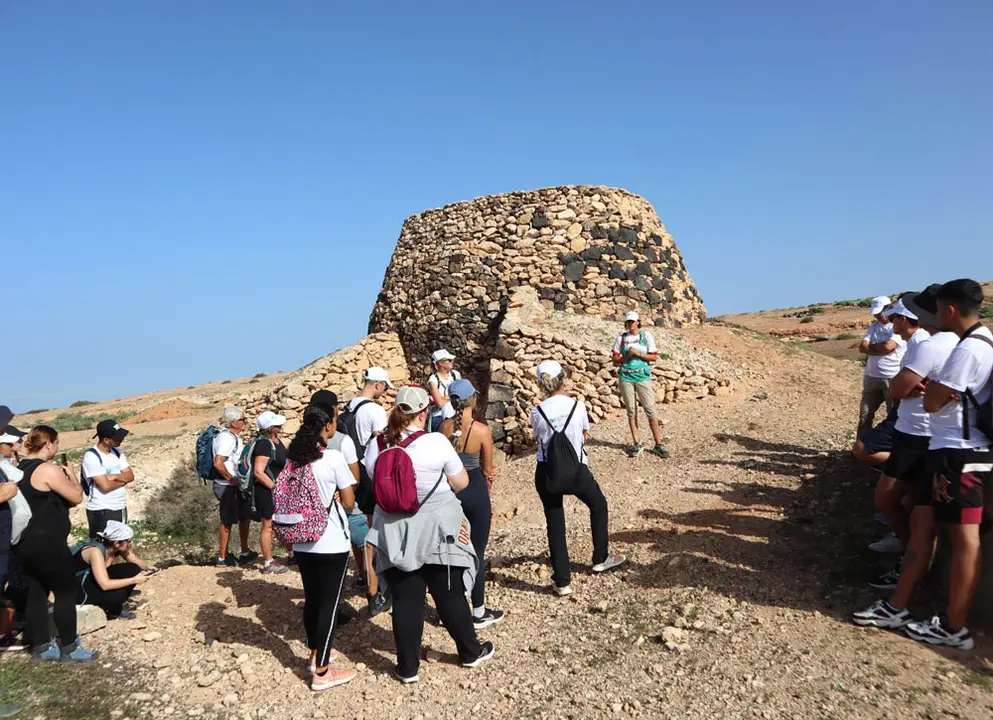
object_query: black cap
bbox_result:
[903,284,942,329]
[309,390,339,417]
[0,406,12,429]
[1,425,26,439]
[94,419,129,440]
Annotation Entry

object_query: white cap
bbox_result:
[364,367,395,388]
[256,411,287,430]
[222,406,245,427]
[536,360,563,379]
[431,349,456,363]
[395,386,430,414]
[884,299,917,321]
[625,311,640,323]
[0,434,19,445]
[868,296,891,315]
[100,520,134,542]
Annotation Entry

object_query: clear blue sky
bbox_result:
[2,1,991,413]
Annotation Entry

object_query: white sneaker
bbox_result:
[552,584,572,597]
[868,533,903,553]
[592,553,626,573]
[852,599,911,629]
[905,615,974,650]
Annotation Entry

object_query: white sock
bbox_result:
[264,559,273,568]
[472,606,486,619]
[217,557,225,563]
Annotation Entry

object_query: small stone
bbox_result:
[130,693,153,702]
[197,671,222,688]
[661,626,685,644]
[142,632,162,642]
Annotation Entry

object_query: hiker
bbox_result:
[342,369,393,616]
[853,285,960,628]
[312,391,369,590]
[0,423,24,469]
[283,406,358,691]
[857,295,907,439]
[12,425,98,662]
[74,521,156,619]
[611,311,669,459]
[0,412,26,653]
[80,419,134,539]
[904,278,992,648]
[441,379,504,629]
[212,406,257,568]
[252,411,289,575]
[364,386,495,683]
[862,297,936,561]
[427,349,461,432]
[531,360,625,596]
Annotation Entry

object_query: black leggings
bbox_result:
[296,551,349,667]
[457,468,492,610]
[78,562,141,615]
[13,534,77,648]
[384,564,482,678]
[534,462,609,588]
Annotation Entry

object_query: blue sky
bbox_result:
[2,1,990,413]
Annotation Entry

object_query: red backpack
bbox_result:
[373,432,444,514]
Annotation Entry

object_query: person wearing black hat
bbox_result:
[80,420,134,539]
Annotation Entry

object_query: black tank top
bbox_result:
[17,458,71,540]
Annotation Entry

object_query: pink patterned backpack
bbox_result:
[272,460,330,545]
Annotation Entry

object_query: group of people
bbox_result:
[850,279,992,650]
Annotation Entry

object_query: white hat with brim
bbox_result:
[625,311,640,323]
[536,360,563,379]
[256,411,287,430]
[431,349,456,363]
[868,296,891,316]
[364,367,394,389]
[883,299,917,321]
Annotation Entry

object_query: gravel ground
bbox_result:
[78,324,993,720]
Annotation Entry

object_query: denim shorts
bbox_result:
[348,512,369,548]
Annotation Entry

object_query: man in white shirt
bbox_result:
[212,406,255,568]
[81,419,134,538]
[857,296,907,439]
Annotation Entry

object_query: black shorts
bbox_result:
[254,484,274,520]
[863,415,897,455]
[87,508,128,539]
[883,430,931,487]
[215,484,250,526]
[928,448,992,525]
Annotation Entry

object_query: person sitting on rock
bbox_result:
[611,311,669,459]
[81,419,134,539]
[427,349,461,433]
[440,379,504,630]
[530,361,625,597]
[74,520,156,620]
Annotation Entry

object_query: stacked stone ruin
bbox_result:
[243,185,731,452]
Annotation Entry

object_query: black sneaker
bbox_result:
[238,550,259,566]
[216,555,238,567]
[868,564,901,591]
[472,609,506,630]
[461,641,495,668]
[368,590,392,617]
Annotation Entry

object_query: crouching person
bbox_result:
[74,521,156,620]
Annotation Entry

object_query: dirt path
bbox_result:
[24,326,993,719]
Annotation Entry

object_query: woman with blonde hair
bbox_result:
[530,361,624,597]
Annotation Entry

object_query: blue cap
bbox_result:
[449,379,476,400]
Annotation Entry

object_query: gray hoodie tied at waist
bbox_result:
[366,487,477,595]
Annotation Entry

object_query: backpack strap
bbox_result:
[398,430,427,449]
[354,399,374,411]
[958,324,992,441]
[417,472,446,510]
[81,447,103,496]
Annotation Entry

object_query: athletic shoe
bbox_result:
[238,550,260,566]
[852,600,911,629]
[650,444,670,459]
[311,666,357,692]
[355,574,368,591]
[30,639,59,662]
[59,642,99,663]
[462,641,495,668]
[309,649,342,672]
[905,615,974,650]
[0,633,27,652]
[261,562,289,575]
[868,533,903,554]
[368,589,392,617]
[473,609,506,630]
[216,555,238,567]
[626,443,644,458]
[592,553,626,573]
[552,584,572,597]
[393,668,418,684]
[868,565,901,591]
[110,609,137,620]
[873,512,889,526]
[0,703,22,719]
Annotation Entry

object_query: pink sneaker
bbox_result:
[311,666,357,691]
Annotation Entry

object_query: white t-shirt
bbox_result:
[347,397,388,449]
[896,331,957,437]
[929,326,993,450]
[611,330,659,356]
[326,432,358,465]
[82,446,131,511]
[428,371,461,419]
[292,448,356,555]
[212,429,243,489]
[530,395,590,465]
[0,457,22,483]
[864,321,906,379]
[363,426,463,500]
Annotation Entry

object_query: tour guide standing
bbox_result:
[81,419,134,539]
[858,295,907,438]
[611,311,669,458]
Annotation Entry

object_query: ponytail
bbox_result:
[384,405,410,447]
[286,407,331,465]
[23,425,58,454]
